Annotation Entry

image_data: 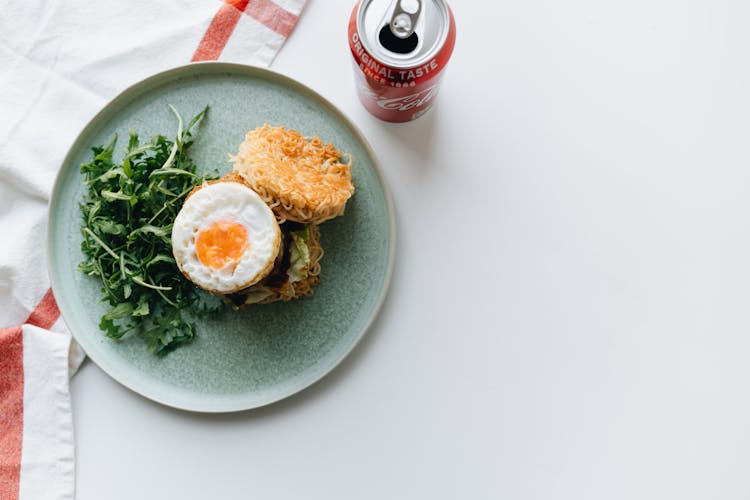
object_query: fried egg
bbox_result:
[171,179,281,294]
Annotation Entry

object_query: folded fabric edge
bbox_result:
[18,325,76,500]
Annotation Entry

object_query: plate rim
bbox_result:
[47,62,396,413]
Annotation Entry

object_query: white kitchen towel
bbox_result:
[0,0,306,498]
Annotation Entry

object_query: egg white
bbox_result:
[171,181,281,294]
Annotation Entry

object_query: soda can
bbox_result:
[348,0,457,123]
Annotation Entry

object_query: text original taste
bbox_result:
[351,32,440,87]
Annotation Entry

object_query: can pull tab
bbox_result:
[389,0,422,39]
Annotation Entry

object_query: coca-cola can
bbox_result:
[348,0,456,123]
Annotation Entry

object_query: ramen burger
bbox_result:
[171,175,282,294]
[230,125,355,224]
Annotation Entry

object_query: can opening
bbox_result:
[378,24,418,54]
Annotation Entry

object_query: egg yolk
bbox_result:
[195,220,249,269]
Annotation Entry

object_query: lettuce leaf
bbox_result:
[237,288,274,306]
[287,226,311,283]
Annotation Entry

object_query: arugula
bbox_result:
[78,106,224,355]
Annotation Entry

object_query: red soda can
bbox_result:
[348,0,456,123]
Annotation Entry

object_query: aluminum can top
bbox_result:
[356,0,451,69]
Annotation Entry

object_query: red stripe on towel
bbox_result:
[192,0,300,61]
[245,0,300,38]
[0,289,61,499]
[25,289,60,330]
[192,0,251,61]
[0,326,24,500]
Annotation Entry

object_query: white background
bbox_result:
[72,0,750,498]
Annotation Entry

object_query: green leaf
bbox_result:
[288,227,312,283]
[128,224,171,241]
[99,317,122,339]
[93,218,126,235]
[85,167,127,185]
[104,302,133,320]
[132,296,150,317]
[149,168,197,179]
[145,254,176,268]
[101,190,135,202]
[184,106,208,136]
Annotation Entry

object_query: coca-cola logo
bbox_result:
[376,86,438,111]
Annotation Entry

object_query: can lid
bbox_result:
[357,0,450,69]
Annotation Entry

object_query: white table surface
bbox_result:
[72,1,750,498]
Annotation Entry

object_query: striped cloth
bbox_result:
[0,1,305,498]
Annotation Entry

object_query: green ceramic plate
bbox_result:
[48,63,395,412]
